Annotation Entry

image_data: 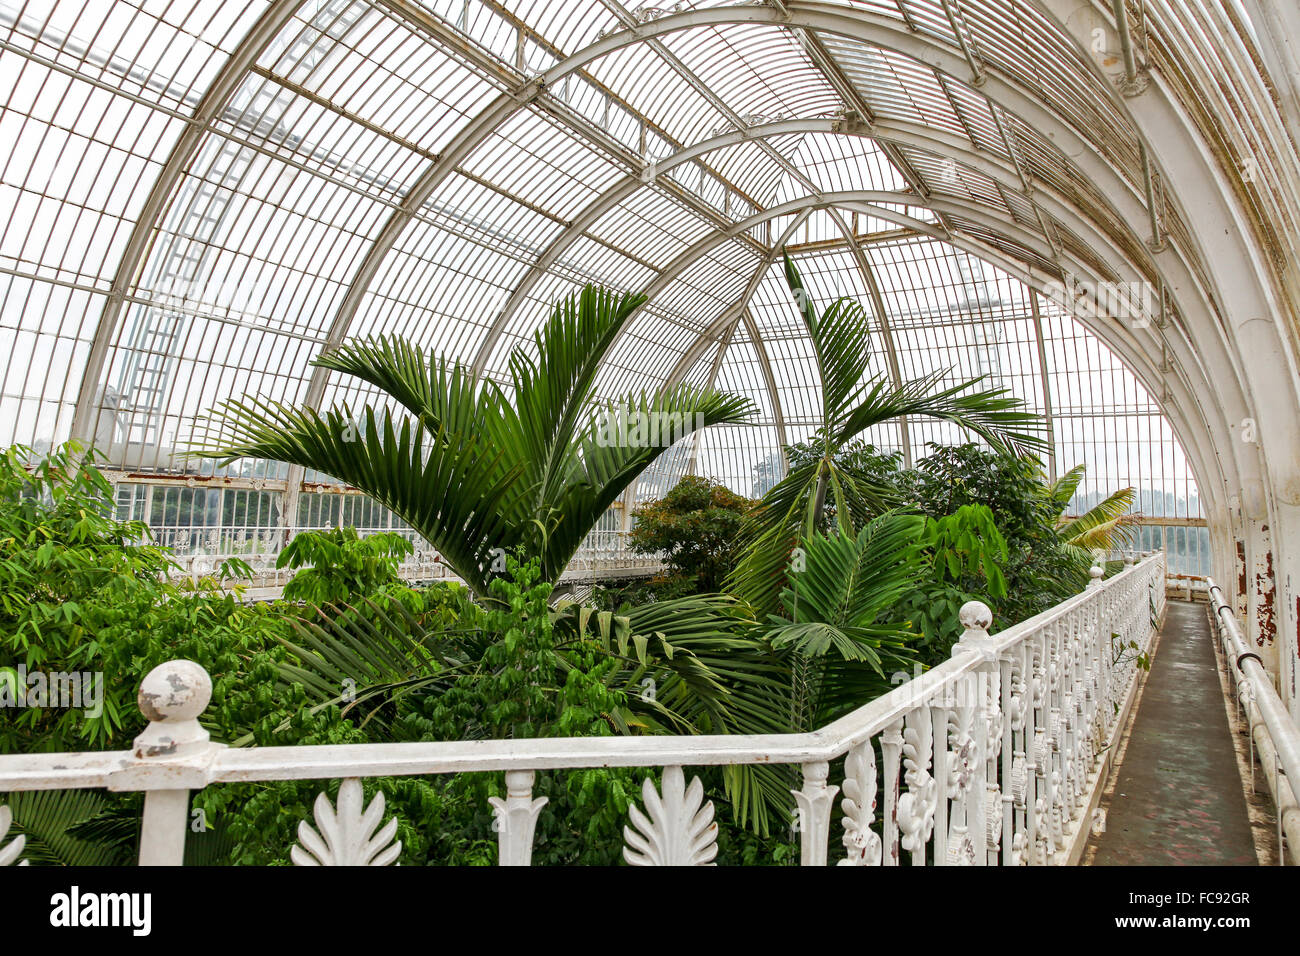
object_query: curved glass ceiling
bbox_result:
[5,0,1257,574]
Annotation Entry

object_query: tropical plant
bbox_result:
[897,503,1010,662]
[259,552,792,832]
[0,790,134,866]
[628,475,755,592]
[766,512,929,727]
[194,285,752,594]
[0,442,266,751]
[277,527,413,605]
[729,254,1047,614]
[1046,464,1138,555]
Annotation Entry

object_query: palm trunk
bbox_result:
[811,465,829,531]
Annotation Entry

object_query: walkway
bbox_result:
[1086,600,1257,865]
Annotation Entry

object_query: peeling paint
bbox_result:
[135,739,177,758]
[137,691,164,723]
[1237,540,1247,599]
[1256,550,1276,648]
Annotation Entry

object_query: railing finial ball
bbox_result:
[138,660,211,723]
[1087,564,1105,588]
[958,600,993,635]
[133,660,213,759]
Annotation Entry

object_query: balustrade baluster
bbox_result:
[950,601,996,865]
[930,699,949,864]
[794,761,837,867]
[838,742,882,866]
[998,652,1014,864]
[880,718,904,865]
[490,769,547,866]
[898,706,937,866]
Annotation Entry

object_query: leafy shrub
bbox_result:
[277,527,413,604]
[0,443,264,751]
[899,503,1009,662]
[629,475,754,592]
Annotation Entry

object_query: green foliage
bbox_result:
[771,514,926,672]
[0,444,290,863]
[195,285,752,594]
[901,444,1093,623]
[277,527,413,605]
[896,504,1009,661]
[0,790,136,865]
[0,443,262,752]
[766,513,929,731]
[629,475,755,591]
[923,504,1009,597]
[185,551,795,863]
[781,440,1135,661]
[729,254,1047,617]
[906,443,1057,543]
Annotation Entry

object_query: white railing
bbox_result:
[1207,578,1300,864]
[170,530,663,596]
[0,553,1165,867]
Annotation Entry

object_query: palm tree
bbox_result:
[193,285,753,594]
[766,512,929,725]
[1045,464,1138,557]
[730,252,1048,614]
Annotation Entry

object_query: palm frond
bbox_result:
[784,251,873,432]
[1048,464,1087,514]
[4,790,132,866]
[838,370,1048,457]
[1058,486,1139,551]
[510,284,646,509]
[767,514,926,676]
[194,282,749,596]
[192,400,525,591]
[310,335,493,436]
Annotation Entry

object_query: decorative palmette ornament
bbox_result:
[623,765,718,866]
[291,778,402,866]
[839,743,882,866]
[0,806,28,866]
[896,708,937,852]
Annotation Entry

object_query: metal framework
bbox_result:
[4,0,1300,699]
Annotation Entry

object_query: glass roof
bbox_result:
[3,0,1288,531]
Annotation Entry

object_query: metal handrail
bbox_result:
[1206,578,1300,824]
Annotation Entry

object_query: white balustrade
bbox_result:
[0,553,1165,866]
[181,530,664,598]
